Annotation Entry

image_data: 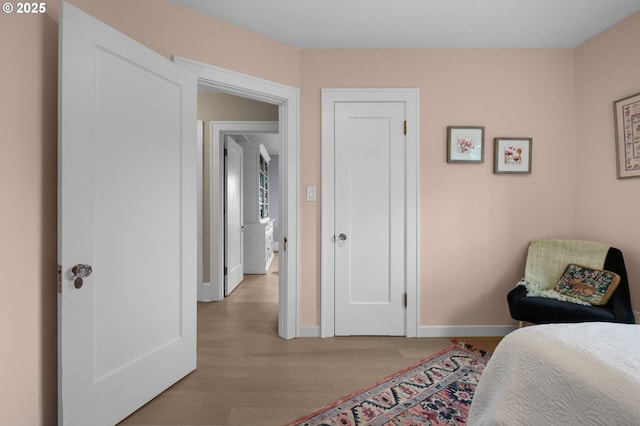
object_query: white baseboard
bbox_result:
[274,242,279,252]
[419,325,517,338]
[298,325,321,337]
[297,325,515,338]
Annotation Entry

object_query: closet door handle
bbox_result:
[336,233,347,241]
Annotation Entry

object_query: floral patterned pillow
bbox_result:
[554,264,621,306]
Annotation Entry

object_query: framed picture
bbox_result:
[493,137,532,174]
[613,92,640,179]
[446,126,485,163]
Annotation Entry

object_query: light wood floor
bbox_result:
[120,255,502,426]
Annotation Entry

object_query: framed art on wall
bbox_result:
[493,137,532,174]
[446,126,485,163]
[613,91,640,179]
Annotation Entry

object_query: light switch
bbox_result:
[306,186,317,202]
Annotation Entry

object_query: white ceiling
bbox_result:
[170,0,640,48]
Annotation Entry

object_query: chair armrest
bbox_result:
[507,285,527,321]
[611,289,635,323]
[604,247,635,324]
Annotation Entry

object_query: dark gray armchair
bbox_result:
[507,247,635,325]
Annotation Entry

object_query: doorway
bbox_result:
[176,56,299,340]
[202,120,280,300]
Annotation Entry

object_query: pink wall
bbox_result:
[2,1,638,423]
[67,0,301,87]
[0,8,58,425]
[300,49,577,325]
[574,12,640,315]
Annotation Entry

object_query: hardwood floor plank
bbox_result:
[120,254,502,425]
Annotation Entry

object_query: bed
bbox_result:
[468,322,640,425]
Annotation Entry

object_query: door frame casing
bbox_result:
[175,56,299,340]
[209,121,278,300]
[320,88,420,338]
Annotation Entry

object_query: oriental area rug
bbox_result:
[288,341,490,426]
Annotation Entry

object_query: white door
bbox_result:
[225,136,244,295]
[58,4,197,426]
[334,102,406,335]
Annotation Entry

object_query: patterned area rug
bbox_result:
[288,341,490,426]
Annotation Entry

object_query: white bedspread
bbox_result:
[468,322,640,425]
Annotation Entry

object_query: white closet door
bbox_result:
[334,101,406,336]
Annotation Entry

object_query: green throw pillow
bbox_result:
[554,264,621,306]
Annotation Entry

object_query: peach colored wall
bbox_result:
[300,49,577,326]
[67,0,301,87]
[0,8,58,426]
[574,12,640,316]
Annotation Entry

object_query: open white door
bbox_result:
[225,135,244,295]
[58,3,197,426]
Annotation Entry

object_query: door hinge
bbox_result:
[403,292,408,307]
[224,267,228,275]
[224,148,228,156]
[57,264,62,294]
[403,120,407,135]
[283,236,288,252]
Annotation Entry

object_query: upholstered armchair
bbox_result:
[507,241,635,326]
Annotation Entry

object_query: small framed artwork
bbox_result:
[613,92,640,179]
[493,137,532,174]
[446,126,485,163]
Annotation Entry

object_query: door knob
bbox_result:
[72,264,93,277]
[72,264,93,289]
[337,233,347,241]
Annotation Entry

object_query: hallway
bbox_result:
[121,255,501,425]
